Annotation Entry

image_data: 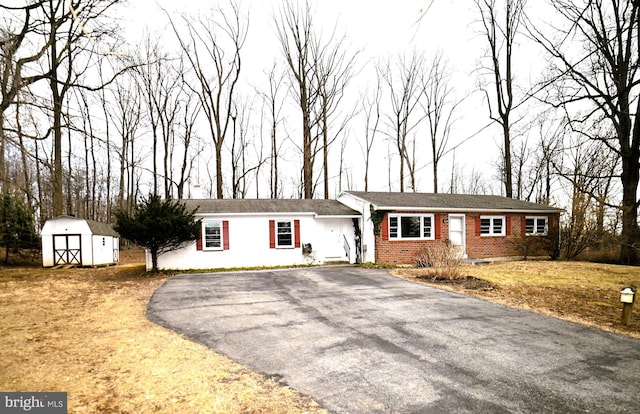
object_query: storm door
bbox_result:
[448,214,466,258]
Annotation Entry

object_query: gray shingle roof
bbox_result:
[182,199,361,217]
[344,191,562,212]
[86,219,120,237]
[52,215,119,237]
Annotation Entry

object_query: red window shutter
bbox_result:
[475,215,481,236]
[223,220,230,250]
[381,214,389,240]
[294,219,301,248]
[196,225,203,251]
[269,220,276,248]
[521,216,527,235]
[506,215,512,236]
[435,214,441,240]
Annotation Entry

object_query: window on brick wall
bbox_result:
[526,216,548,235]
[388,214,434,240]
[480,216,505,236]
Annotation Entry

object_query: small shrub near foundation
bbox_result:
[414,241,465,280]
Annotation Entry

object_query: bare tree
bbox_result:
[167,1,247,199]
[175,88,202,199]
[475,0,527,198]
[275,0,317,199]
[359,78,382,191]
[311,29,358,199]
[529,0,640,264]
[75,87,98,219]
[518,116,565,205]
[558,139,615,259]
[135,34,169,197]
[378,51,426,192]
[43,0,125,216]
[0,2,49,193]
[422,52,462,193]
[229,98,262,199]
[258,64,287,199]
[109,77,142,213]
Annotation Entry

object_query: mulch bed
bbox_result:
[415,274,496,291]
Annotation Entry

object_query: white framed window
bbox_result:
[526,216,548,235]
[388,214,434,240]
[203,221,222,250]
[480,216,505,236]
[276,220,294,247]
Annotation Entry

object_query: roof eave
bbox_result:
[315,214,361,219]
[373,206,562,214]
[196,211,317,217]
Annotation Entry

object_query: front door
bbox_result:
[324,221,346,261]
[448,214,466,258]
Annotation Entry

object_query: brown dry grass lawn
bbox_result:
[393,260,640,339]
[0,249,325,414]
[3,251,639,413]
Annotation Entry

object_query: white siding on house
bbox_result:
[150,213,357,271]
[337,193,376,263]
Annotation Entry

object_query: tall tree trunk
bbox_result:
[619,152,640,264]
[302,107,313,199]
[322,108,329,199]
[503,119,513,198]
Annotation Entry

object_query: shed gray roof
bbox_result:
[50,215,119,237]
[86,219,119,237]
[182,199,361,217]
[344,191,562,213]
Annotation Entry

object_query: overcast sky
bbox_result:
[122,0,545,196]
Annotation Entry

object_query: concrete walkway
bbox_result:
[148,266,640,413]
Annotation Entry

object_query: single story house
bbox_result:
[42,216,120,267]
[148,199,361,271]
[338,191,562,264]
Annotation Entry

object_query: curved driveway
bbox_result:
[148,266,640,413]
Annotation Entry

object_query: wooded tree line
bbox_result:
[0,0,638,263]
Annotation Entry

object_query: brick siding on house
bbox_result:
[375,211,560,264]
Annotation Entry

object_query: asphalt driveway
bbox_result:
[148,266,640,413]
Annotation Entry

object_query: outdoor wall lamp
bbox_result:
[620,287,636,325]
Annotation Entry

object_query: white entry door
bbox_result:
[448,214,466,258]
[324,221,346,261]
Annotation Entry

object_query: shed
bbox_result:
[41,216,120,267]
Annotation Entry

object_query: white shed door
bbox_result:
[53,234,82,265]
